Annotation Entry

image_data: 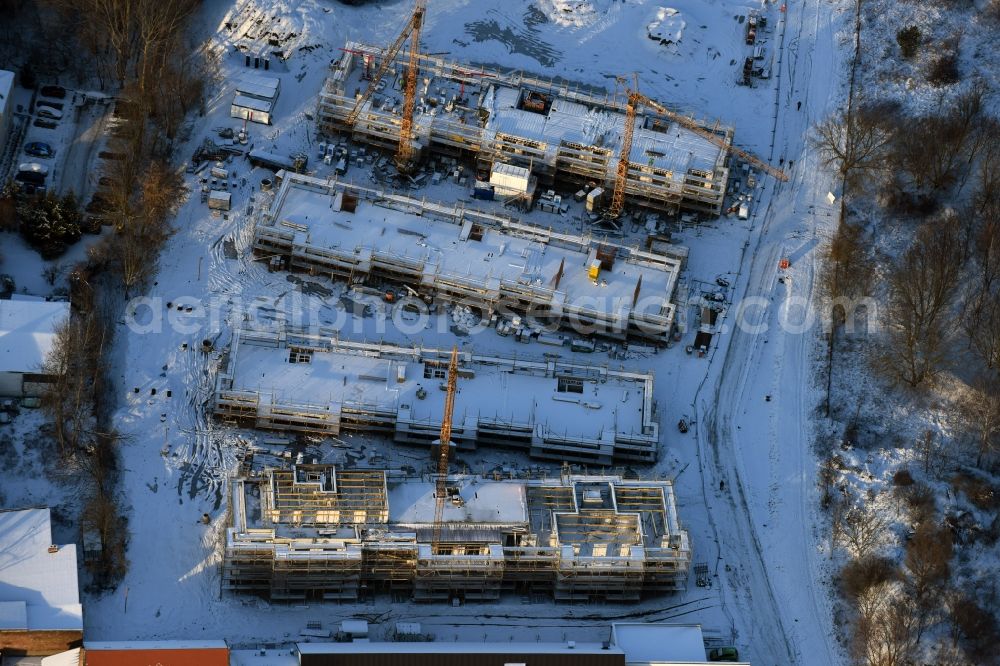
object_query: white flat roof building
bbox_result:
[0,508,82,634]
[0,299,69,396]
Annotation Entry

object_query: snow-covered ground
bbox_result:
[0,0,864,662]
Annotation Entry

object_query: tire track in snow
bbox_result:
[690,0,845,661]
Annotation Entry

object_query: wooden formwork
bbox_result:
[224,470,691,602]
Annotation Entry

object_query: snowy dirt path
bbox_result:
[58,98,112,198]
[693,0,852,663]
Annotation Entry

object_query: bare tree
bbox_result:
[812,107,893,182]
[904,523,953,640]
[971,121,1000,218]
[854,585,919,666]
[109,159,180,295]
[963,214,1000,370]
[841,502,890,559]
[822,222,870,304]
[892,87,989,195]
[959,374,1000,468]
[948,591,1000,664]
[881,219,964,387]
[40,314,107,458]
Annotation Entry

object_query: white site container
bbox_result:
[489,162,531,194]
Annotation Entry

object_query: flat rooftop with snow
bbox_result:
[0,298,69,397]
[214,326,659,465]
[0,507,82,655]
[255,173,685,343]
[317,42,731,215]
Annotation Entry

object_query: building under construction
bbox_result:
[316,41,733,216]
[223,464,691,603]
[254,172,686,344]
[213,326,660,465]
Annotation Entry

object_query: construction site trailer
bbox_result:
[236,74,281,102]
[489,162,532,195]
[208,190,232,211]
[231,94,273,125]
[248,150,303,172]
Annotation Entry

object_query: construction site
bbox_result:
[222,463,690,603]
[253,172,686,344]
[316,38,736,217]
[218,0,731,608]
[212,326,659,465]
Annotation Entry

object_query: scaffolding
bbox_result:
[316,41,731,216]
[223,466,691,603]
[214,326,662,466]
[254,172,686,345]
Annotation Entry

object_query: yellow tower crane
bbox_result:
[395,1,425,173]
[431,346,460,553]
[343,1,426,174]
[607,76,788,219]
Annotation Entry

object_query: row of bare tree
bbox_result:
[813,83,997,200]
[28,0,205,587]
[38,0,215,149]
[41,279,129,584]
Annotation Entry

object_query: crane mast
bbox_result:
[395,2,425,173]
[343,0,425,161]
[608,74,640,220]
[607,76,788,218]
[431,346,459,553]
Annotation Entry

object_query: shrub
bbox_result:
[905,482,938,525]
[950,593,1000,662]
[893,469,914,486]
[987,0,1000,22]
[896,25,922,59]
[928,53,960,86]
[840,556,898,600]
[950,472,999,510]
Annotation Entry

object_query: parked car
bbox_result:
[36,107,63,121]
[24,141,55,158]
[17,162,49,180]
[707,647,740,662]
